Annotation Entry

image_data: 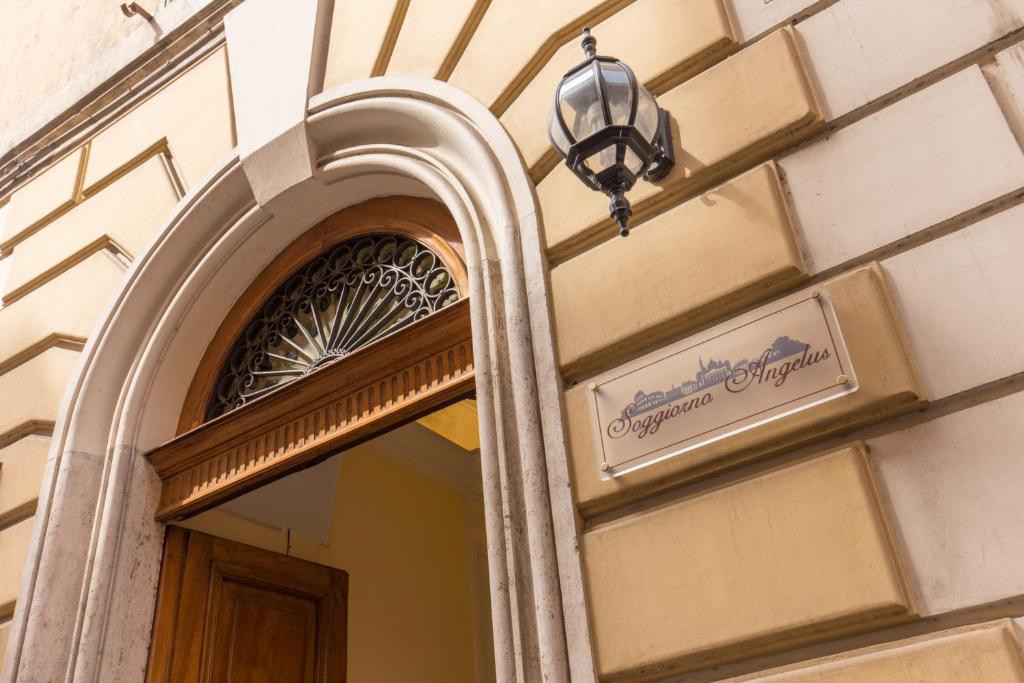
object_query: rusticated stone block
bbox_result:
[324,0,404,86]
[447,0,627,112]
[0,435,49,528]
[725,620,1024,682]
[870,391,1024,616]
[1,148,82,248]
[0,251,125,370]
[725,0,819,42]
[781,67,1024,275]
[83,46,234,191]
[385,0,482,78]
[5,154,176,301]
[583,446,913,680]
[0,517,35,614]
[797,0,1024,120]
[0,347,80,447]
[882,201,1024,401]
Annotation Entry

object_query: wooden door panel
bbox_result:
[207,580,317,682]
[146,527,347,683]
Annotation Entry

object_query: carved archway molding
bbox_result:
[2,77,594,683]
[143,198,476,522]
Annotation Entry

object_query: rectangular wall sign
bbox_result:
[588,290,857,477]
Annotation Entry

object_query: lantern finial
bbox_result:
[581,27,597,59]
[610,191,632,237]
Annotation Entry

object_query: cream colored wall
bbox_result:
[0,0,141,133]
[5,0,1024,679]
[183,434,484,683]
[0,43,235,652]
[351,0,1024,678]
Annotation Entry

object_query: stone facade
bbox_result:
[2,0,1024,680]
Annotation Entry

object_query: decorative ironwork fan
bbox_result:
[206,234,461,420]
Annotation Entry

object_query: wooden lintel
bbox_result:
[147,299,474,520]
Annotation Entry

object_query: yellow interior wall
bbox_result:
[181,440,479,683]
[327,445,477,683]
[417,399,481,451]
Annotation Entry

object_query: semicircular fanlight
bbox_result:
[206,234,461,420]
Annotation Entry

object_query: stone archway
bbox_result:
[3,68,593,683]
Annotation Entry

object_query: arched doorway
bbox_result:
[144,197,492,681]
[4,78,592,683]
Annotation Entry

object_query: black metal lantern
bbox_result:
[548,28,675,237]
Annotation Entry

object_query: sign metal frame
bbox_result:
[588,289,858,478]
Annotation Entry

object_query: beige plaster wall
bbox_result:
[726,621,1024,682]
[0,40,235,658]
[0,0,141,133]
[6,0,1024,679]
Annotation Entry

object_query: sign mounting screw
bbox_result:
[588,382,598,392]
[810,289,821,299]
[837,374,849,385]
[600,462,610,472]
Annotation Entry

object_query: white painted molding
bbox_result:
[2,74,594,683]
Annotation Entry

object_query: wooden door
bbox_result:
[146,526,347,682]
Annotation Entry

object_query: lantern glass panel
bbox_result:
[599,62,634,126]
[558,66,605,142]
[584,144,618,175]
[548,103,571,155]
[624,147,643,175]
[636,86,660,145]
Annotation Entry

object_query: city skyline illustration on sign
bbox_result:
[621,335,810,420]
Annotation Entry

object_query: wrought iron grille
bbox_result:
[206,234,461,420]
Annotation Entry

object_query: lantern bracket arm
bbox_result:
[644,108,675,182]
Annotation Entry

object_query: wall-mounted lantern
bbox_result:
[548,28,675,237]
